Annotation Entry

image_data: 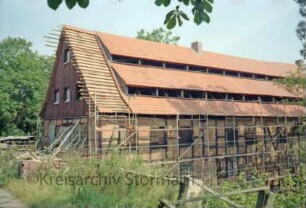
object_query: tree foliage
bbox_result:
[294,0,306,58]
[136,28,180,44]
[278,66,306,95]
[48,0,89,10]
[0,37,53,136]
[278,1,306,108]
[160,0,213,29]
[47,0,213,30]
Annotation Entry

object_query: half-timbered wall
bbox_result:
[93,115,302,183]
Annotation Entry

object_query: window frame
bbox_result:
[64,49,71,65]
[53,89,60,104]
[76,84,83,101]
[64,87,71,103]
[225,125,238,147]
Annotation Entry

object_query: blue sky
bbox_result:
[0,0,303,63]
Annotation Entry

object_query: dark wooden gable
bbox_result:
[41,34,88,119]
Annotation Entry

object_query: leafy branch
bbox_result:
[47,0,213,29]
[158,0,213,29]
[47,0,89,10]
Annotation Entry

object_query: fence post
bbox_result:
[256,190,266,208]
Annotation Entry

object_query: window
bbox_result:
[254,74,266,80]
[226,158,235,177]
[64,87,70,102]
[189,65,206,72]
[179,126,194,146]
[142,59,163,67]
[261,96,273,103]
[179,162,193,176]
[112,55,139,64]
[64,49,70,64]
[225,70,239,77]
[128,87,156,96]
[240,73,253,79]
[245,95,259,102]
[54,90,59,104]
[276,127,287,143]
[275,97,284,103]
[216,159,227,178]
[208,68,224,74]
[227,93,243,101]
[150,126,167,149]
[159,89,181,97]
[207,92,226,100]
[184,90,205,99]
[225,126,238,147]
[76,85,82,101]
[165,62,186,70]
[245,125,256,145]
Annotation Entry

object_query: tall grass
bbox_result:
[6,151,179,207]
[0,149,19,186]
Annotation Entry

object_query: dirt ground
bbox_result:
[0,188,27,208]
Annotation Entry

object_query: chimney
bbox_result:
[191,41,203,53]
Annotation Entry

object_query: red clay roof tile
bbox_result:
[126,96,304,116]
[112,63,299,98]
[98,32,296,77]
[57,25,305,117]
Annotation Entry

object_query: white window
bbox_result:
[64,49,70,64]
[54,90,59,104]
[64,87,70,103]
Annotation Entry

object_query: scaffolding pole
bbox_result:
[94,92,97,156]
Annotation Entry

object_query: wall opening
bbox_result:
[207,92,226,100]
[112,55,139,64]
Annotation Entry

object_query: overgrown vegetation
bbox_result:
[0,37,53,136]
[196,171,264,207]
[0,149,19,186]
[0,143,305,207]
[5,152,179,207]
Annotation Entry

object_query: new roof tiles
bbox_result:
[56,25,304,117]
[126,96,305,116]
[98,32,296,77]
[112,63,299,98]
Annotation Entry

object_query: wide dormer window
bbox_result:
[54,89,59,104]
[64,49,70,64]
[64,87,70,103]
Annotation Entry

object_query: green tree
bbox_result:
[47,0,213,29]
[278,63,305,104]
[136,28,180,44]
[278,1,306,108]
[0,37,53,136]
[294,0,306,58]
